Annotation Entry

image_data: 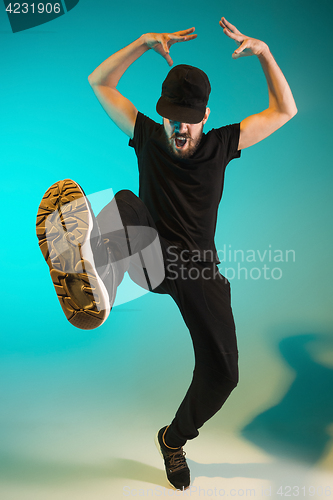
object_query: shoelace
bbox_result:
[165,449,187,473]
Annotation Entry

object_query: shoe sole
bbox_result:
[36,179,110,330]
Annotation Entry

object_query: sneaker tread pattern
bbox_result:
[36,179,108,330]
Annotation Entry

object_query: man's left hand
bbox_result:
[219,17,268,59]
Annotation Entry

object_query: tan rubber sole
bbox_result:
[36,179,110,330]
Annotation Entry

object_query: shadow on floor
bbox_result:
[1,334,332,492]
[241,332,333,464]
[0,453,168,488]
[0,451,320,495]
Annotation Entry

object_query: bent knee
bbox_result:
[218,366,238,391]
[224,357,239,388]
[210,351,239,388]
[115,189,137,203]
[228,373,239,389]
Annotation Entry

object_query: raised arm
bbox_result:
[88,29,197,139]
[220,17,297,150]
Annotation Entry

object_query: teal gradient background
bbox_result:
[1,0,333,497]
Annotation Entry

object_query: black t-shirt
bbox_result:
[129,112,241,262]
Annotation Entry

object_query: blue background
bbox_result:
[1,0,332,497]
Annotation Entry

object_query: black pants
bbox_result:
[97,190,239,448]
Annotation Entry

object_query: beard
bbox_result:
[164,125,204,160]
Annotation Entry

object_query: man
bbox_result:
[36,17,297,491]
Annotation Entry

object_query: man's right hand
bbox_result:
[143,28,197,66]
[88,28,197,139]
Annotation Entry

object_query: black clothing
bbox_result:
[129,112,241,262]
[97,190,239,447]
[97,112,242,446]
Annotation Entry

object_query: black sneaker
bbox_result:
[154,426,190,490]
[36,179,116,330]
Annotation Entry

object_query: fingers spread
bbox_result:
[161,37,169,54]
[236,39,249,51]
[183,34,197,42]
[232,51,246,59]
[219,19,227,30]
[170,34,197,42]
[222,26,241,42]
[220,17,241,35]
[219,18,251,58]
[232,40,251,58]
[170,27,197,43]
[174,27,196,36]
[220,19,236,38]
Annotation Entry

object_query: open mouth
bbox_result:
[174,136,187,149]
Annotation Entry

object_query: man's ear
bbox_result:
[203,107,210,124]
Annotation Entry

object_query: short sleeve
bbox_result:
[214,123,241,163]
[128,112,160,157]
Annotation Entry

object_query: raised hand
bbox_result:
[219,17,268,59]
[144,28,197,66]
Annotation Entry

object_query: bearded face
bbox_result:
[162,109,210,159]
